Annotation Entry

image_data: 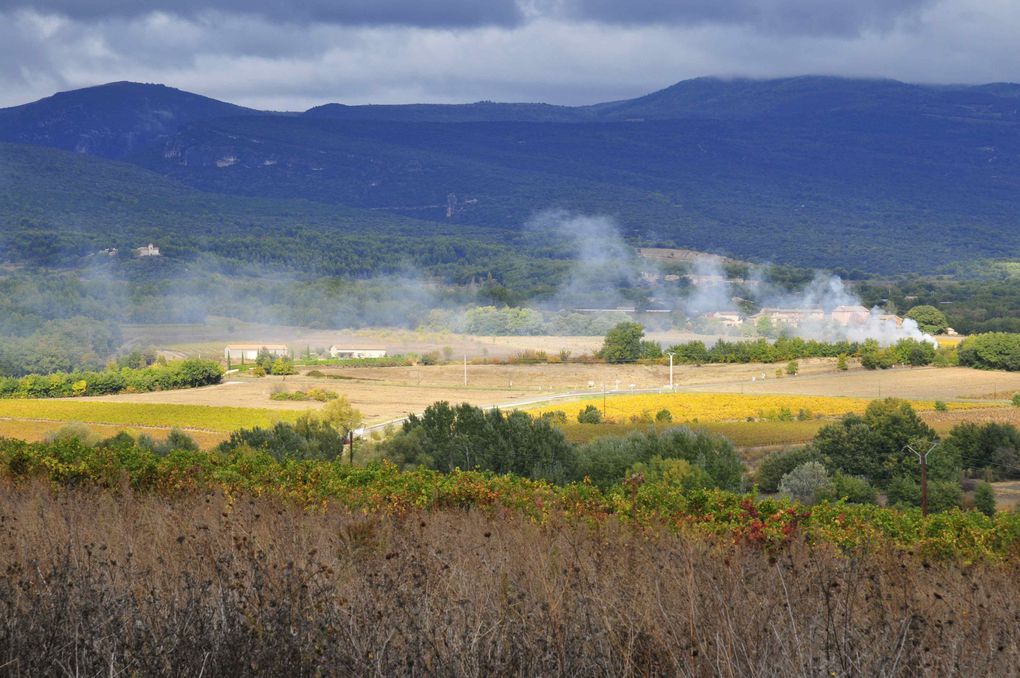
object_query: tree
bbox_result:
[786,360,799,376]
[812,398,941,487]
[905,305,948,335]
[836,354,849,371]
[756,448,819,493]
[318,396,364,464]
[755,315,777,339]
[270,357,295,375]
[957,333,1020,371]
[600,322,644,363]
[382,402,576,483]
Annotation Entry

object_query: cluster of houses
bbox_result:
[702,305,903,330]
[223,344,387,362]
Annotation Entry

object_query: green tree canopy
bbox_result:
[600,322,645,363]
[905,305,949,335]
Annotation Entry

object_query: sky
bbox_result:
[2,0,1019,110]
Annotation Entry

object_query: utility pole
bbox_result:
[666,352,675,390]
[904,442,938,517]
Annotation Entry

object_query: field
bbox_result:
[3,352,1019,451]
[0,400,304,433]
[531,392,983,425]
[124,317,728,361]
[0,419,230,448]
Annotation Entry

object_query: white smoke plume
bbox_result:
[680,256,736,317]
[527,210,643,311]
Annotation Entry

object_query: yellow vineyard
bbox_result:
[0,401,306,432]
[531,392,982,424]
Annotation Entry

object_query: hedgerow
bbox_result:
[0,359,223,398]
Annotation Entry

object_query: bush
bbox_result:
[975,482,997,517]
[886,476,963,513]
[756,448,819,493]
[779,461,833,505]
[824,473,878,504]
[1012,393,1020,407]
[655,409,673,423]
[575,427,744,491]
[541,410,567,424]
[577,404,603,424]
[836,354,849,371]
[786,360,799,376]
[934,400,948,412]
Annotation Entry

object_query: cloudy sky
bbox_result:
[2,0,1018,110]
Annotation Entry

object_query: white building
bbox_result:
[329,346,387,359]
[224,344,289,362]
[135,243,160,257]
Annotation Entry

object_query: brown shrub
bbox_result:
[0,480,1018,676]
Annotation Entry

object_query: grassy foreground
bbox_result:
[3,481,1019,676]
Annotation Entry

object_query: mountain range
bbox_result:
[3,76,1020,272]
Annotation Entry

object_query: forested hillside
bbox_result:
[3,76,1020,272]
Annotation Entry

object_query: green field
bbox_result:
[0,400,306,432]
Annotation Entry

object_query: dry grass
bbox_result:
[2,481,1018,676]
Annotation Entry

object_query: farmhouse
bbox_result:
[135,243,160,257]
[224,344,289,362]
[329,345,387,359]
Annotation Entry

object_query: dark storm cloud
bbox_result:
[549,0,936,35]
[0,0,524,27]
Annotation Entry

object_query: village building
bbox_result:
[224,344,289,362]
[135,243,160,257]
[878,314,904,327]
[329,345,387,359]
[750,307,824,327]
[830,304,871,326]
[701,311,743,328]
